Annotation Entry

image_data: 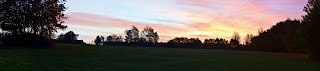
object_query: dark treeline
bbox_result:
[95,26,162,47]
[249,19,302,53]
[249,0,320,60]
[168,37,203,48]
[298,0,320,60]
[167,32,242,49]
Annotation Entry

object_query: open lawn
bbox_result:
[0,44,320,71]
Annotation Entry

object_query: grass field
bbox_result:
[0,44,320,71]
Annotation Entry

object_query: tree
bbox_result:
[125,26,140,43]
[0,0,67,46]
[132,26,139,42]
[106,34,123,42]
[142,26,159,43]
[230,39,239,48]
[94,35,104,45]
[298,0,320,60]
[125,30,132,43]
[233,32,240,42]
[231,32,240,46]
[245,34,254,45]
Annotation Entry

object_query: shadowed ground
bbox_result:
[0,44,319,71]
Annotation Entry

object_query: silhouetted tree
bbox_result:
[232,32,240,42]
[230,32,240,48]
[0,0,67,46]
[297,0,320,60]
[230,39,239,48]
[125,26,140,43]
[94,35,104,45]
[142,26,159,43]
[245,34,254,45]
[106,34,123,42]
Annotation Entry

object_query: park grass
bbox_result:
[0,44,320,71]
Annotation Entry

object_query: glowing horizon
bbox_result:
[57,0,308,44]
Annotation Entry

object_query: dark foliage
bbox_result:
[94,35,104,45]
[250,19,302,52]
[245,34,254,45]
[103,26,160,47]
[106,34,123,42]
[203,38,228,49]
[168,37,203,48]
[298,0,320,60]
[230,32,240,48]
[0,0,67,47]
[142,26,159,43]
[125,26,140,43]
[123,26,159,43]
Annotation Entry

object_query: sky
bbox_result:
[57,0,308,44]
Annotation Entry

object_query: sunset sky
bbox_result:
[58,0,308,44]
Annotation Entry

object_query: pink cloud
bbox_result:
[66,12,189,34]
[64,12,194,43]
[62,0,307,43]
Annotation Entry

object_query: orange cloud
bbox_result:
[62,0,307,44]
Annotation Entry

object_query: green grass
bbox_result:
[0,44,320,71]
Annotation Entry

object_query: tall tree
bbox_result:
[142,26,159,43]
[0,0,67,37]
[0,0,67,46]
[298,0,320,60]
[94,35,104,45]
[125,30,133,43]
[245,34,254,45]
[125,26,140,43]
[232,32,240,43]
[230,32,240,48]
[132,26,139,42]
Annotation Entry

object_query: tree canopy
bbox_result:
[94,35,104,45]
[250,19,301,52]
[142,26,159,43]
[0,0,67,46]
[298,0,320,60]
